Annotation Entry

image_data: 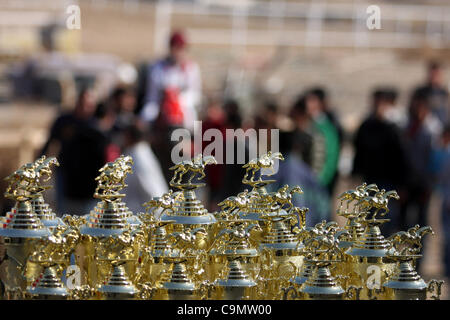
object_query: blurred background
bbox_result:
[0,0,449,298]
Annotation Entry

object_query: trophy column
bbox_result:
[0,159,54,299]
[77,155,144,288]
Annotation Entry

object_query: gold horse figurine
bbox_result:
[4,162,40,200]
[387,225,434,255]
[267,185,303,212]
[94,155,134,200]
[242,151,284,184]
[357,189,400,219]
[337,183,379,214]
[169,154,217,186]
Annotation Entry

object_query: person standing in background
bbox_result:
[40,88,113,216]
[122,124,169,215]
[414,61,449,135]
[140,30,201,131]
[111,86,138,132]
[105,86,139,151]
[430,126,450,280]
[352,89,409,234]
[307,87,343,196]
[139,30,201,181]
[201,97,226,210]
[271,94,330,226]
[399,88,433,234]
[217,99,248,201]
[93,101,122,161]
[305,90,340,197]
[285,95,314,166]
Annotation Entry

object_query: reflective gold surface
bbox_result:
[0,153,444,299]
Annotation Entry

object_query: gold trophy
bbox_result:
[257,209,304,299]
[26,265,68,300]
[143,155,216,285]
[153,229,209,300]
[24,220,80,300]
[160,154,217,228]
[344,187,400,299]
[211,258,257,300]
[157,257,208,300]
[77,155,144,288]
[336,183,379,249]
[0,159,52,298]
[381,225,444,300]
[210,191,262,281]
[137,217,180,286]
[97,260,139,300]
[207,219,261,298]
[283,223,361,300]
[239,152,285,223]
[0,152,445,300]
[213,152,306,299]
[29,156,65,229]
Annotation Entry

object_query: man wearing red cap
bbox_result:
[140,30,201,132]
[138,30,201,181]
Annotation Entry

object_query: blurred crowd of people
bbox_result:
[38,31,450,278]
[352,61,450,273]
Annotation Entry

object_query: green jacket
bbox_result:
[313,114,340,187]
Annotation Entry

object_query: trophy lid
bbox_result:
[27,266,68,297]
[81,201,130,236]
[31,195,58,222]
[383,255,427,290]
[160,155,217,226]
[260,217,299,250]
[40,217,65,229]
[216,260,256,288]
[99,264,138,295]
[212,247,259,257]
[290,260,314,285]
[346,219,391,257]
[162,262,196,291]
[151,222,181,258]
[160,211,217,225]
[0,200,51,238]
[160,189,217,225]
[300,262,345,296]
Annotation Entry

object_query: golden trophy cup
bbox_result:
[211,258,257,300]
[381,225,444,300]
[207,219,261,283]
[343,187,400,299]
[26,264,68,300]
[0,151,445,300]
[77,155,144,288]
[0,158,52,298]
[29,156,65,230]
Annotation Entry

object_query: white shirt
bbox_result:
[140,58,201,131]
[123,141,169,214]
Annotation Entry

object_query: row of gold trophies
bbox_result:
[0,151,444,299]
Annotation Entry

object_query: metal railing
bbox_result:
[147,0,450,53]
